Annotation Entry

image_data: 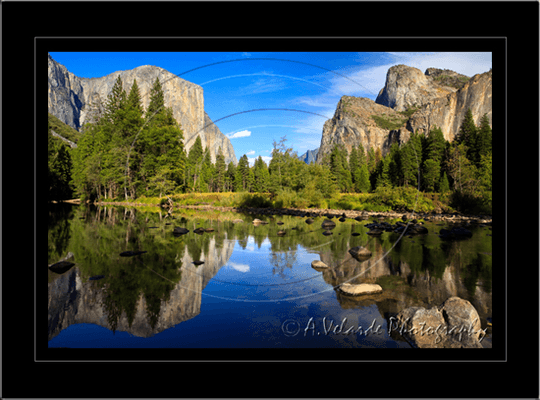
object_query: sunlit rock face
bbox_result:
[48,54,237,166]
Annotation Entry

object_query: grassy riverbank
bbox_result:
[90,186,491,216]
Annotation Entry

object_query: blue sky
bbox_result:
[49,51,492,166]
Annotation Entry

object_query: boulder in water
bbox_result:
[311,260,329,269]
[338,283,383,296]
[48,261,75,274]
[321,219,336,229]
[348,246,372,260]
[89,275,105,281]
[173,227,189,235]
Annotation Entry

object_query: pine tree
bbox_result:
[215,147,226,192]
[235,154,250,191]
[187,136,204,192]
[349,146,360,191]
[422,159,441,192]
[401,132,422,187]
[201,148,214,192]
[253,156,270,193]
[456,109,477,162]
[474,114,492,166]
[426,126,446,163]
[329,144,353,192]
[146,77,165,121]
[226,162,236,192]
[367,147,376,174]
[104,75,127,126]
[439,171,450,193]
[357,163,371,193]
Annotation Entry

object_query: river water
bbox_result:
[47,203,492,349]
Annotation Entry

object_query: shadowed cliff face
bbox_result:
[47,54,237,166]
[317,65,491,159]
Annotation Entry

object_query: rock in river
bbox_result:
[322,230,333,236]
[173,227,189,235]
[311,260,329,269]
[89,275,105,281]
[391,296,485,348]
[277,230,286,236]
[48,261,75,274]
[192,260,205,265]
[338,283,383,296]
[305,218,314,224]
[348,246,372,260]
[367,228,384,236]
[321,219,336,229]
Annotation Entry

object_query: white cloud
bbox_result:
[227,262,250,273]
[246,150,256,155]
[226,130,251,139]
[248,155,272,167]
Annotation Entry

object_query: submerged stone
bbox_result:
[348,246,372,260]
[311,260,329,269]
[48,261,75,274]
[321,219,336,229]
[338,283,383,296]
[173,227,189,235]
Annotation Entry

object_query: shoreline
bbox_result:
[52,199,492,223]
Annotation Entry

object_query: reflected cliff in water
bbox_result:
[48,205,235,340]
[48,204,492,346]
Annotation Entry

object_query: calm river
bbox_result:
[48,203,492,349]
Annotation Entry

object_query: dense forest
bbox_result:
[48,74,492,213]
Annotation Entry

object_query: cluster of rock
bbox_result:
[390,296,487,348]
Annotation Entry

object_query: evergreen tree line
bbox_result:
[49,74,492,204]
[322,109,492,196]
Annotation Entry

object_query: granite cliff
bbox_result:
[299,148,319,164]
[318,65,492,160]
[48,54,237,165]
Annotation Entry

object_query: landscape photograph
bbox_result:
[47,50,494,351]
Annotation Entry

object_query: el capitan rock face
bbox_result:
[47,54,237,166]
[317,65,491,160]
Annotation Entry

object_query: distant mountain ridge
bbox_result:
[47,54,237,166]
[299,148,319,164]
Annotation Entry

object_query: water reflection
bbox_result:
[48,204,492,346]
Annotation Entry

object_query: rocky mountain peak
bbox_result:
[319,64,491,160]
[47,54,237,165]
[375,64,456,112]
